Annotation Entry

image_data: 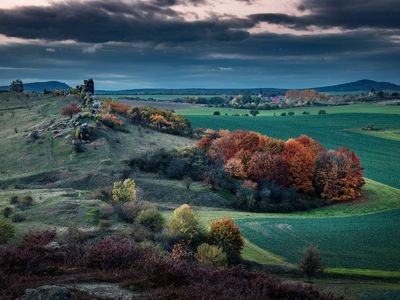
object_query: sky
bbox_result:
[0,0,399,89]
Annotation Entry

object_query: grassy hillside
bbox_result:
[0,92,193,185]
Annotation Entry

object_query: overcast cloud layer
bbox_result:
[0,0,399,89]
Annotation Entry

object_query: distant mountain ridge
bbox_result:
[0,79,399,94]
[313,79,400,92]
[98,79,400,95]
[0,81,70,92]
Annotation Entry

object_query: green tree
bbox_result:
[170,204,203,240]
[136,207,165,232]
[0,218,15,244]
[249,110,259,117]
[299,245,324,279]
[112,178,137,204]
[10,79,24,93]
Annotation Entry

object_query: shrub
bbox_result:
[318,109,327,115]
[213,111,220,115]
[99,113,124,128]
[136,208,165,232]
[0,219,15,244]
[288,111,295,116]
[83,238,141,270]
[117,201,139,223]
[208,218,244,258]
[235,186,257,211]
[112,178,137,204]
[12,213,26,223]
[61,102,81,118]
[169,204,204,242]
[18,195,33,210]
[21,230,56,248]
[166,157,187,179]
[280,112,286,116]
[9,195,19,205]
[2,207,12,218]
[171,241,193,261]
[299,245,324,279]
[195,243,227,267]
[250,110,259,117]
[65,225,94,244]
[99,219,112,230]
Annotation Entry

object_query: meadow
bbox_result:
[177,106,400,189]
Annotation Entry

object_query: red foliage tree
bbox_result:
[246,151,279,182]
[294,135,325,159]
[316,147,364,201]
[61,102,81,118]
[281,139,315,193]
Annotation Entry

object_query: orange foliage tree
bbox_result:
[208,218,244,256]
[281,139,315,193]
[224,157,245,178]
[315,147,364,201]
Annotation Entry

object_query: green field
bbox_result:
[236,209,400,271]
[348,128,400,142]
[177,106,400,189]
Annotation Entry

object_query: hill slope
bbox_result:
[314,79,400,92]
[0,81,70,92]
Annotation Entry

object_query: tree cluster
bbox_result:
[199,130,364,202]
[129,105,192,136]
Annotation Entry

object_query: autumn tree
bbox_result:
[224,157,245,178]
[294,135,324,159]
[315,148,364,201]
[61,102,81,118]
[281,139,315,193]
[246,151,279,182]
[208,218,244,258]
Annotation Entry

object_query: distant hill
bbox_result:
[0,81,70,92]
[313,79,400,93]
[96,88,287,96]
[97,80,400,96]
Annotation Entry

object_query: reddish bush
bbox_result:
[21,230,56,248]
[83,238,141,270]
[61,102,81,118]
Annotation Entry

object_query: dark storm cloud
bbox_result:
[251,0,400,30]
[0,0,252,43]
[0,0,399,88]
